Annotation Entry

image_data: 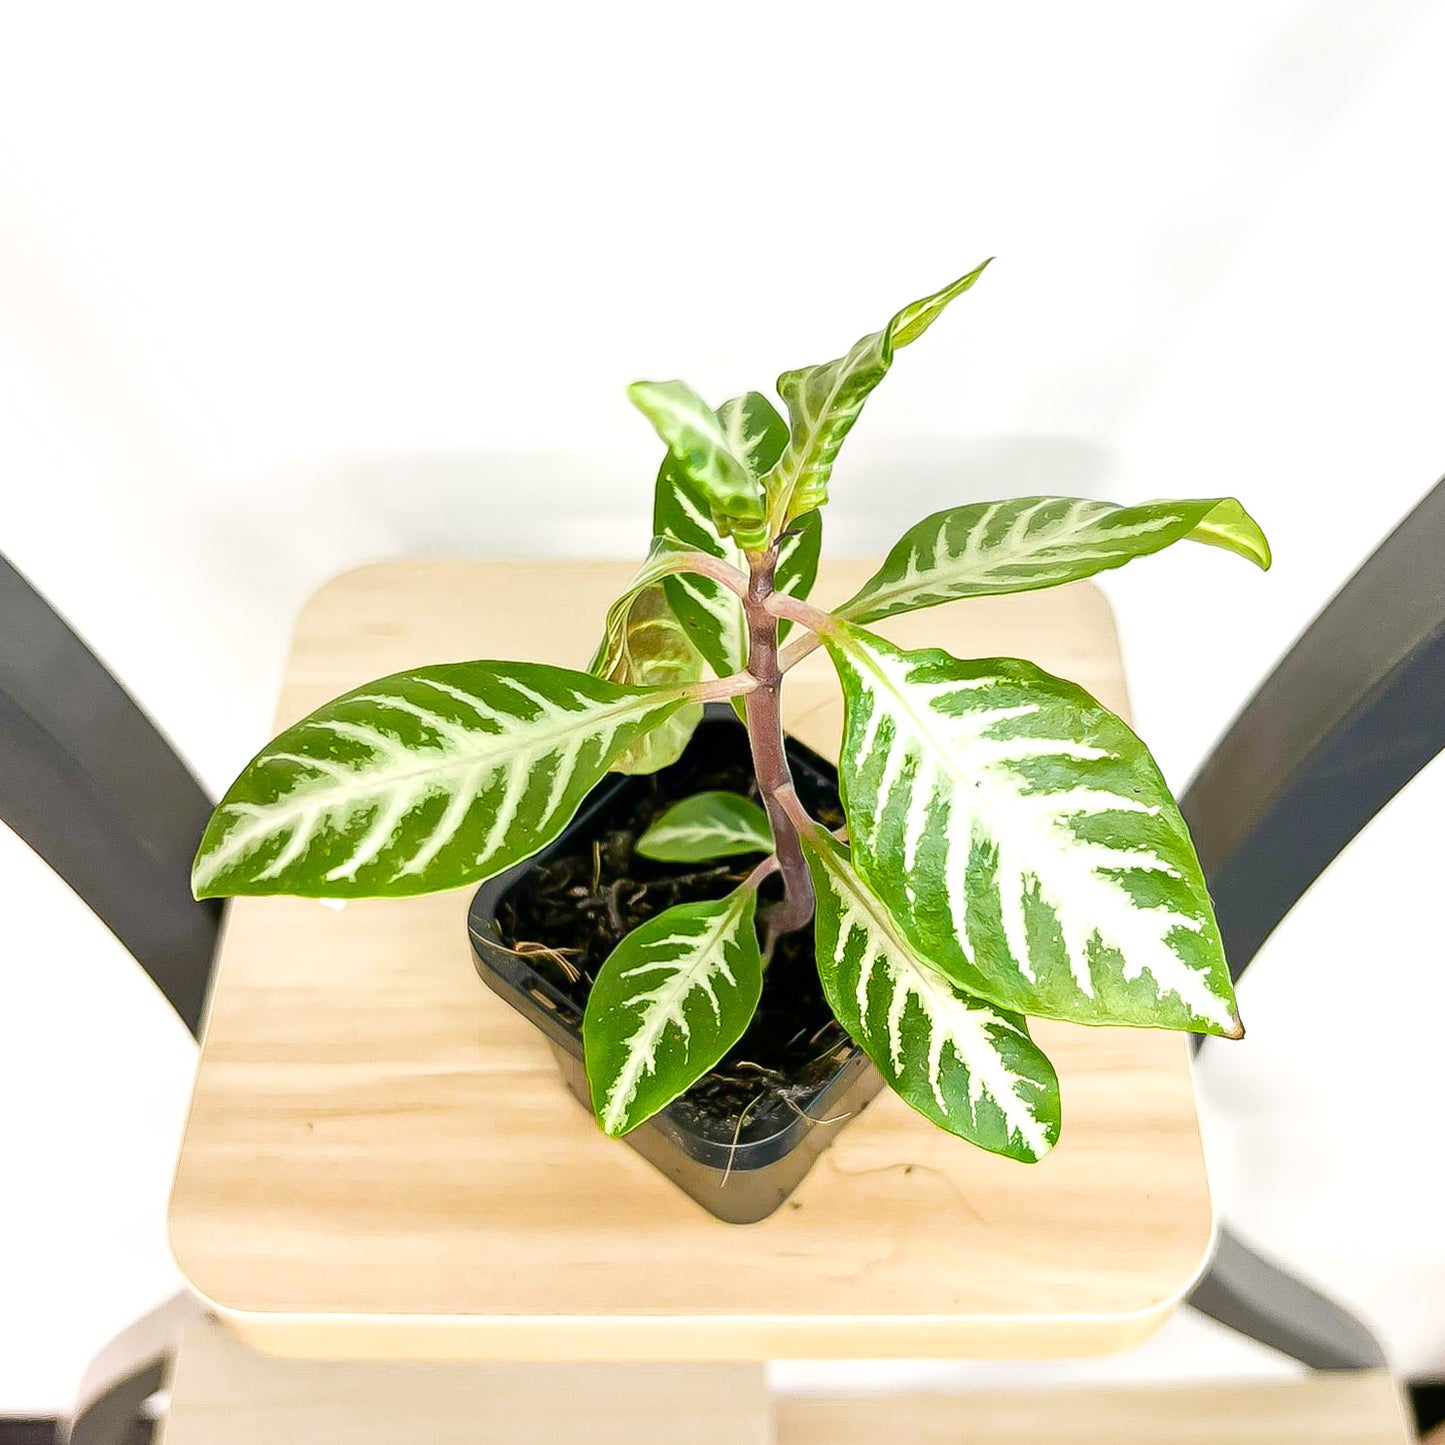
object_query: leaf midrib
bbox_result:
[602,893,751,1132]
[837,503,1196,620]
[819,840,1047,1152]
[835,630,977,789]
[777,340,874,483]
[214,687,681,850]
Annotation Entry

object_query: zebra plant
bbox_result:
[193,261,1269,1165]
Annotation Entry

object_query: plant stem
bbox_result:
[742,547,816,947]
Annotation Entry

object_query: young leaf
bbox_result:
[636,791,773,863]
[587,537,723,772]
[764,260,991,528]
[837,496,1271,625]
[589,536,719,678]
[629,379,769,548]
[590,585,705,775]
[822,621,1242,1037]
[720,390,791,484]
[583,886,763,1136]
[801,827,1060,1161]
[655,391,821,682]
[192,663,692,899]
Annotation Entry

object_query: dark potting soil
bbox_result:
[495,717,854,1146]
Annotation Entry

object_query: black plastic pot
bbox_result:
[468,707,882,1224]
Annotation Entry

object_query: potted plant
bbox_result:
[192,261,1269,1223]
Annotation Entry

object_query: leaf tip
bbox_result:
[595,1090,646,1138]
[1233,505,1272,571]
[190,857,221,901]
[954,254,995,290]
[1200,498,1272,571]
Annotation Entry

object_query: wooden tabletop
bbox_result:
[159,1320,1416,1445]
[167,559,1214,1361]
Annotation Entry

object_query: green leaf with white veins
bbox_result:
[838,496,1271,625]
[655,391,820,684]
[823,621,1242,1037]
[584,886,763,1136]
[629,379,769,548]
[801,828,1060,1161]
[636,791,773,863]
[764,260,991,529]
[192,662,692,899]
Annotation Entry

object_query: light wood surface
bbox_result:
[777,1373,1416,1443]
[158,1318,769,1443]
[168,559,1214,1360]
[160,1319,1415,1445]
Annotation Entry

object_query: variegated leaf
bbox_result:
[192,663,691,899]
[655,391,820,684]
[636,791,773,863]
[823,621,1242,1037]
[588,537,716,678]
[629,379,769,548]
[764,260,991,528]
[588,538,715,773]
[590,584,705,775]
[802,827,1059,1161]
[838,496,1271,624]
[583,886,763,1136]
[720,390,790,483]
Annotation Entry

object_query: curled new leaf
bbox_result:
[192,663,692,898]
[591,587,705,775]
[838,495,1271,625]
[764,261,991,529]
[636,790,773,863]
[629,379,769,549]
[588,538,718,773]
[654,390,820,697]
[588,536,721,676]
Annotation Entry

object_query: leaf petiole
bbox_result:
[683,670,758,704]
[676,550,751,600]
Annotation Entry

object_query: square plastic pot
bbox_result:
[467,707,882,1224]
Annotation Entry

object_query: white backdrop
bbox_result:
[2,0,1444,1415]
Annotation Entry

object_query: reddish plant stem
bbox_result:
[687,670,757,703]
[766,591,836,672]
[678,551,750,599]
[742,547,816,947]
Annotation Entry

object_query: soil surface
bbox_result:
[495,715,854,1145]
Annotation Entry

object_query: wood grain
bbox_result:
[167,559,1214,1360]
[777,1373,1415,1443]
[159,1318,768,1443]
[160,1319,1415,1444]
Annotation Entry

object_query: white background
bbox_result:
[2,0,1444,1416]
